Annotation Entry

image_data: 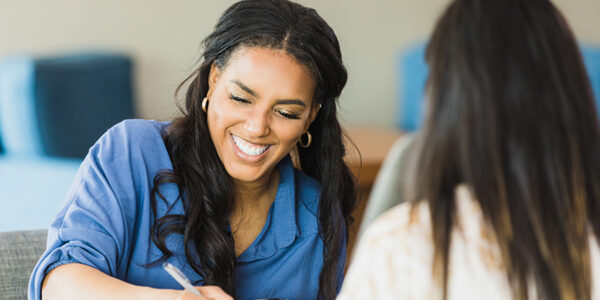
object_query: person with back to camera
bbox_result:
[339,0,600,299]
[29,0,357,299]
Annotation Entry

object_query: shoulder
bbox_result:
[357,201,435,283]
[90,119,169,160]
[81,119,174,189]
[363,201,432,252]
[340,202,435,299]
[97,119,167,147]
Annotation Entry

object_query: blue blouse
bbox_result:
[28,119,345,300]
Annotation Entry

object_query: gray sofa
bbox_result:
[0,230,47,299]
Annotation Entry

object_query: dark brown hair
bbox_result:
[413,0,600,299]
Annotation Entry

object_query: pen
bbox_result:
[163,262,203,297]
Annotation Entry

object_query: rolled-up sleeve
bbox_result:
[28,123,139,300]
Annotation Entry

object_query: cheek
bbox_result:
[206,100,232,145]
[274,122,306,145]
[207,97,239,129]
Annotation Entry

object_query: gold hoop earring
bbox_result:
[299,131,312,148]
[202,97,209,113]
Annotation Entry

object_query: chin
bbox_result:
[226,165,267,183]
[232,173,266,184]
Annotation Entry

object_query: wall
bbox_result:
[1,0,598,128]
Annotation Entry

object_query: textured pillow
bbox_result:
[0,230,47,299]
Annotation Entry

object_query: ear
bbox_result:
[304,103,321,132]
[207,62,221,98]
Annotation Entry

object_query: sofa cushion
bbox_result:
[0,230,47,299]
[0,155,81,232]
[0,58,41,156]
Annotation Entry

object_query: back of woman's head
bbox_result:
[414,0,600,298]
[151,1,355,299]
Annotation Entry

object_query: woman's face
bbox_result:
[206,47,318,186]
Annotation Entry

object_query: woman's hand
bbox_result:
[175,286,233,300]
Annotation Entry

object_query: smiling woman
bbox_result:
[29,1,357,300]
[206,48,318,184]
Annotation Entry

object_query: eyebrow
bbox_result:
[275,99,306,107]
[231,80,257,97]
[231,79,307,107]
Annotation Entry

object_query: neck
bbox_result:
[233,168,280,214]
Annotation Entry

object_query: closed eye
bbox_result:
[277,110,300,120]
[230,94,250,104]
[230,93,301,120]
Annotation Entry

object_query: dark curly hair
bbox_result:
[148,0,357,299]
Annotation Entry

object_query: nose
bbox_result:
[243,109,270,137]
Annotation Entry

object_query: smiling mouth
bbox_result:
[231,134,271,157]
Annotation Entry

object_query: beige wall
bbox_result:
[1,0,598,128]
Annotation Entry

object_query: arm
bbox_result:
[42,263,176,300]
[32,122,234,300]
[29,125,139,299]
[42,263,233,300]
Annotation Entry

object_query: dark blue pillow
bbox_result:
[33,53,135,158]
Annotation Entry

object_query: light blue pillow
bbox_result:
[0,57,43,156]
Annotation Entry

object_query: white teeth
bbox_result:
[232,135,270,156]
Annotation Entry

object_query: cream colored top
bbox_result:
[339,185,600,300]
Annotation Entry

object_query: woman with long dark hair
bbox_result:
[30,1,356,299]
[340,0,599,299]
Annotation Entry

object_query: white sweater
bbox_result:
[339,185,600,300]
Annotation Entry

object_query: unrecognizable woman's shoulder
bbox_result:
[365,201,432,248]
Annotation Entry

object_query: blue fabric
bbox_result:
[29,119,345,300]
[397,42,428,132]
[34,53,134,158]
[0,155,81,232]
[0,57,42,155]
